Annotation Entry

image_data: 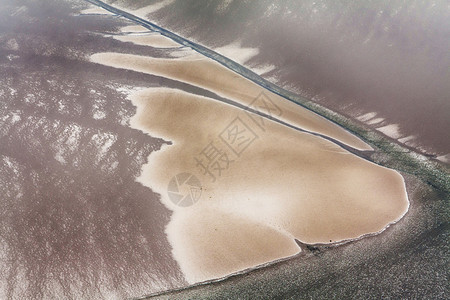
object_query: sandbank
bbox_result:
[90,52,373,151]
[128,88,409,283]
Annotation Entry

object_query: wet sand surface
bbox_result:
[80,6,114,15]
[87,0,408,286]
[154,174,449,300]
[113,32,181,48]
[127,88,408,283]
[90,52,372,151]
[143,0,450,159]
[1,0,444,299]
[0,0,192,298]
[96,1,445,298]
[120,25,151,33]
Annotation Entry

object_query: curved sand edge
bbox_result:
[90,52,372,151]
[113,34,181,48]
[128,87,409,283]
[88,20,408,284]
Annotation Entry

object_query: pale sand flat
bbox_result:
[251,64,276,75]
[357,112,377,122]
[437,154,450,163]
[167,208,299,284]
[109,0,175,19]
[113,34,181,48]
[214,42,259,64]
[214,42,276,75]
[90,52,372,151]
[367,117,385,125]
[377,123,403,139]
[80,7,114,15]
[133,0,175,18]
[169,48,199,59]
[129,88,409,283]
[119,25,149,33]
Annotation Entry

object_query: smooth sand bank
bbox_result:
[119,25,151,33]
[214,42,259,64]
[80,6,113,15]
[90,52,372,151]
[128,88,409,283]
[106,0,175,19]
[132,0,175,18]
[114,24,181,48]
[114,33,181,48]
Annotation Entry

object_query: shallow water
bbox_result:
[0,0,438,298]
[142,0,450,157]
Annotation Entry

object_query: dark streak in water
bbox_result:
[86,0,450,197]
[85,0,379,163]
[83,1,449,299]
[84,0,373,152]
